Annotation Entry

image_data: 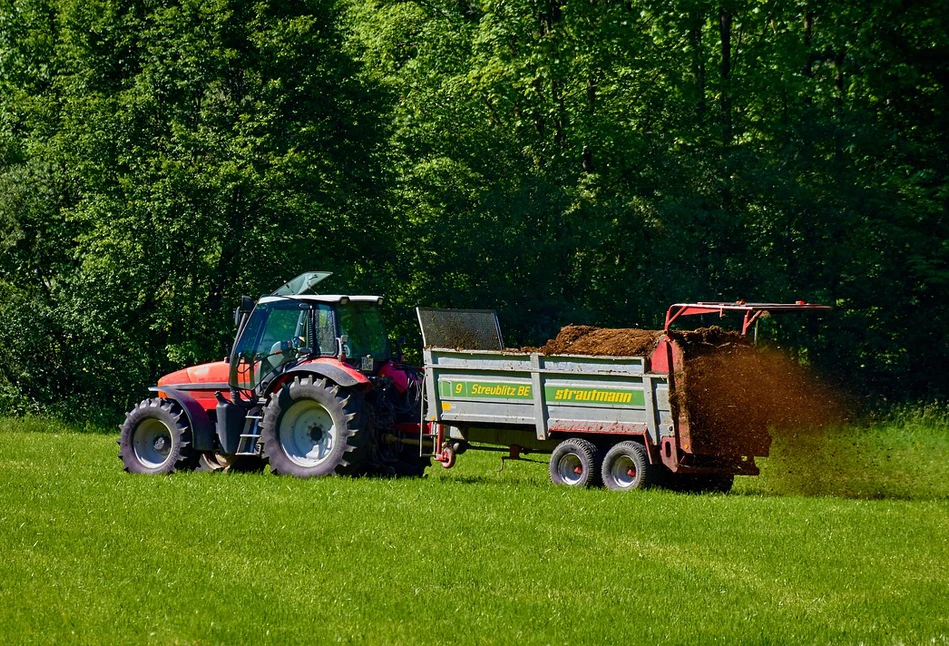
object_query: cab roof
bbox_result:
[258,294,383,305]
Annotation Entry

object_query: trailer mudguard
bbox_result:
[149,386,215,452]
[281,360,369,388]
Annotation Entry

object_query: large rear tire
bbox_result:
[549,438,602,488]
[601,441,658,491]
[118,398,197,474]
[260,376,366,478]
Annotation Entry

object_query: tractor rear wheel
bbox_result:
[549,438,602,488]
[118,398,197,474]
[601,441,657,491]
[260,376,366,478]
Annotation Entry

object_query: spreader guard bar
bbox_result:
[664,302,832,335]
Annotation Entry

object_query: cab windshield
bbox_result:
[338,302,388,360]
[230,299,337,390]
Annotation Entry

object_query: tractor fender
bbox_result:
[280,359,370,389]
[148,386,215,452]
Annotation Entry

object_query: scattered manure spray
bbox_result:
[532,324,897,498]
[673,338,859,498]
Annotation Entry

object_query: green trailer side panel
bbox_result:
[423,348,672,444]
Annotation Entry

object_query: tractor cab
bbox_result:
[228,274,390,393]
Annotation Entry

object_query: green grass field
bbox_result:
[1,414,947,645]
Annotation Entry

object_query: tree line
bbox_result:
[1,0,946,422]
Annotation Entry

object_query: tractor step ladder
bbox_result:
[236,414,263,455]
[418,421,439,458]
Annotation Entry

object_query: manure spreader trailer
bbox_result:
[416,303,829,492]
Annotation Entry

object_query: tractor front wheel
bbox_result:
[118,398,197,474]
[260,376,366,478]
[549,438,602,488]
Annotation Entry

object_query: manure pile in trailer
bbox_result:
[530,325,665,356]
[525,325,839,449]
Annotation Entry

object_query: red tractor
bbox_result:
[118,272,428,477]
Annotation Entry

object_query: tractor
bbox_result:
[118,272,428,477]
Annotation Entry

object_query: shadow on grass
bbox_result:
[731,485,949,502]
[433,473,552,488]
[5,407,949,502]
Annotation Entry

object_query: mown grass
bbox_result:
[0,414,947,645]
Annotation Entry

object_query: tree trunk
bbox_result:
[690,11,706,121]
[719,7,733,148]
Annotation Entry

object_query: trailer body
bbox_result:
[424,347,668,445]
[423,344,763,478]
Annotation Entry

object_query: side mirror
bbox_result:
[234,295,255,327]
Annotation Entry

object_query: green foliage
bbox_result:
[1,0,948,417]
[346,0,949,391]
[0,0,391,418]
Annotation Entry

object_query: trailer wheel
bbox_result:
[260,376,366,478]
[549,438,602,488]
[118,398,197,474]
[601,441,657,491]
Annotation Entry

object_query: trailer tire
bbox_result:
[260,376,366,478]
[118,398,198,474]
[601,441,658,491]
[549,438,602,488]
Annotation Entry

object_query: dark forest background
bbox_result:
[1,0,947,422]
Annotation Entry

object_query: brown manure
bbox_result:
[522,324,842,467]
[534,325,665,357]
[674,342,842,458]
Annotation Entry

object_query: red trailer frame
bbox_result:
[664,301,832,336]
